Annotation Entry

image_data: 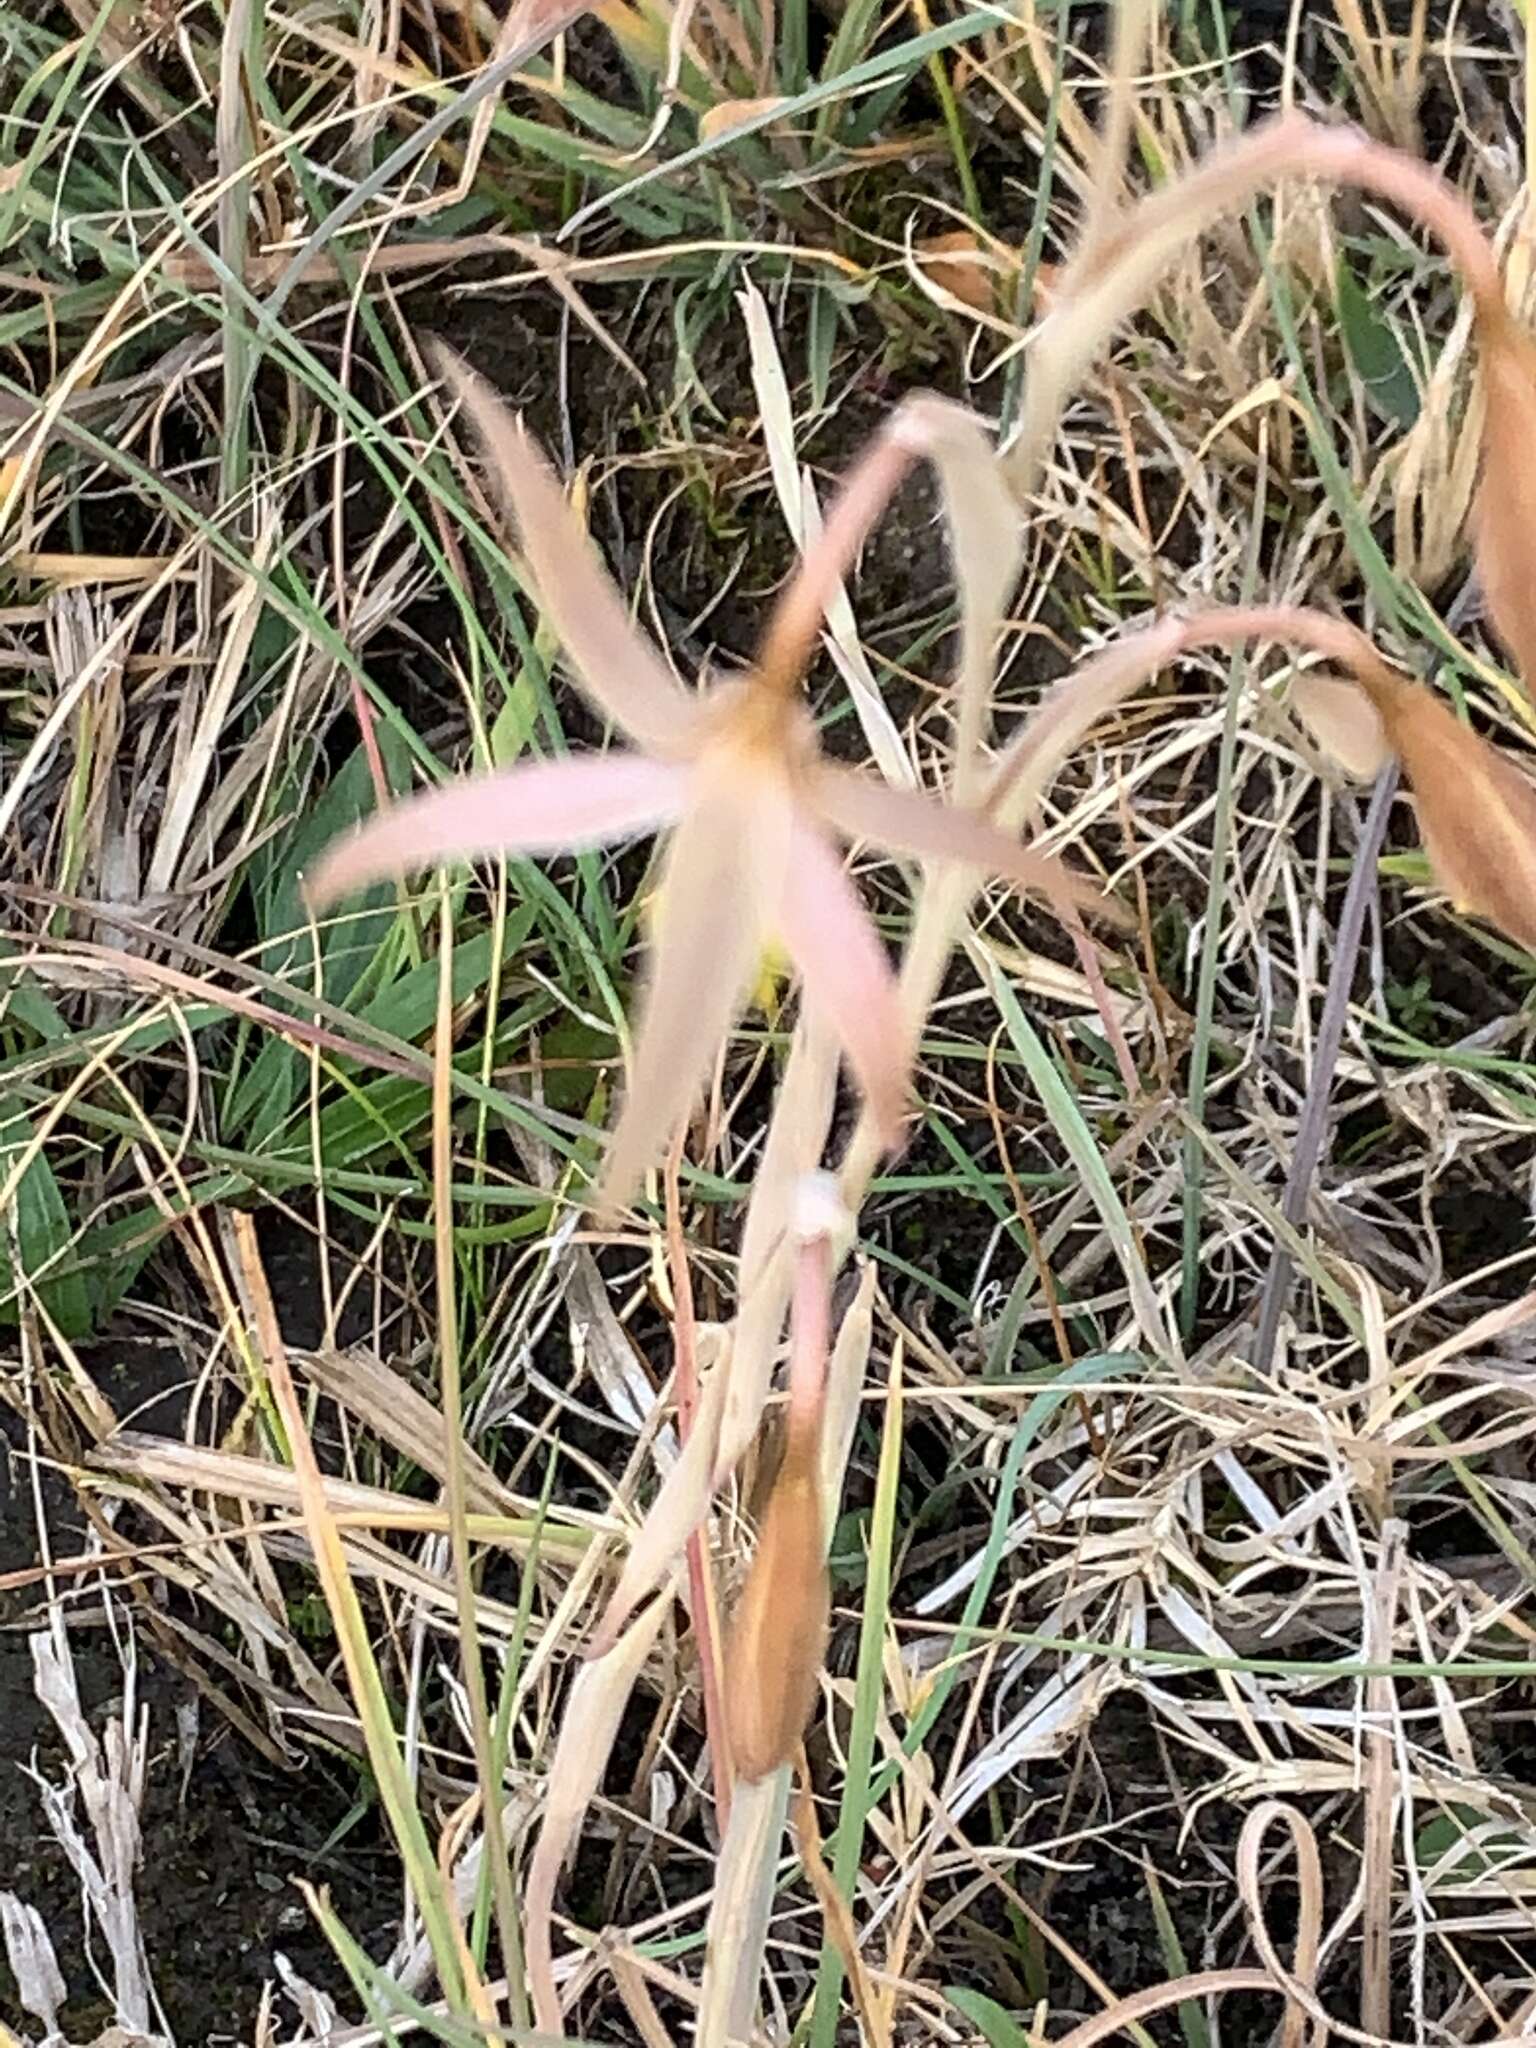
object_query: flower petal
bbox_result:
[1472,306,1536,704]
[303,753,684,906]
[808,763,1127,926]
[777,815,907,1144]
[596,785,783,1214]
[431,345,695,753]
[1363,669,1536,953]
[1290,671,1391,781]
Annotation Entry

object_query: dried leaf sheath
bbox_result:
[722,1422,829,1784]
[723,1199,839,1783]
[1470,306,1536,700]
[1354,667,1536,953]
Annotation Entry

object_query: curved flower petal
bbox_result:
[777,815,907,1145]
[432,345,695,754]
[597,785,786,1214]
[1365,669,1536,953]
[1290,672,1390,781]
[304,753,685,907]
[807,763,1127,926]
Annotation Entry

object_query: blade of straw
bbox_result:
[229,1213,467,2007]
[696,1769,793,2048]
[808,1334,901,2048]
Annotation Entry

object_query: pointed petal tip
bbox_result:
[300,833,374,913]
[423,334,459,383]
[866,1083,908,1155]
[432,342,694,752]
[588,1108,665,1228]
[585,1164,636,1233]
[427,336,497,412]
[810,762,1129,931]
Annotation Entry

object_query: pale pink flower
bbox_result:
[307,348,1113,1213]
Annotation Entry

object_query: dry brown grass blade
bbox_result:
[1362,1522,1406,2046]
[28,1629,159,2035]
[793,1771,882,2041]
[1237,1801,1328,2048]
[1333,0,1427,150]
[609,1951,680,2048]
[88,1428,596,1545]
[300,1347,524,1518]
[8,551,180,585]
[586,1326,731,1658]
[739,275,912,784]
[227,1214,469,2006]
[148,506,284,897]
[1044,1971,1282,2048]
[0,1893,66,2042]
[13,940,425,1077]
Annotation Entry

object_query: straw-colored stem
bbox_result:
[786,1231,833,1453]
[664,1141,733,1823]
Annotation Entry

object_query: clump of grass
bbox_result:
[10,5,1536,2047]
